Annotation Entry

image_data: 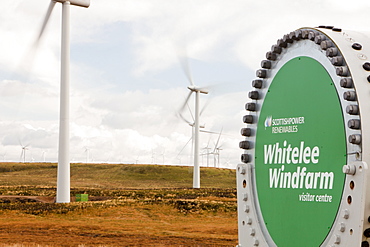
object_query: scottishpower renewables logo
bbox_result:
[254,57,346,247]
[265,115,304,133]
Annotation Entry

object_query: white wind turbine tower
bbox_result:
[36,0,90,203]
[84,147,90,163]
[151,150,156,164]
[42,150,47,162]
[20,145,29,163]
[160,149,165,165]
[178,57,209,189]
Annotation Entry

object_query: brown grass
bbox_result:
[0,198,238,246]
[0,163,238,246]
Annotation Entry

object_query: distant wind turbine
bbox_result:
[214,147,223,168]
[151,150,156,164]
[35,0,90,203]
[177,56,209,189]
[42,150,47,162]
[20,145,29,163]
[18,139,30,163]
[211,128,223,168]
[84,147,90,163]
[160,149,165,165]
[201,137,212,167]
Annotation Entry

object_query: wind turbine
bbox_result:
[176,136,192,165]
[18,139,30,163]
[202,136,212,167]
[42,150,47,162]
[160,149,165,165]
[84,147,90,163]
[36,0,90,203]
[178,58,209,189]
[214,147,223,167]
[211,128,223,168]
[151,150,156,164]
[20,145,29,163]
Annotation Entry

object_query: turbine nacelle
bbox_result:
[53,0,90,8]
[188,123,205,128]
[187,85,209,94]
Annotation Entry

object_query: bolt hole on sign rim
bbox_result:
[237,26,370,247]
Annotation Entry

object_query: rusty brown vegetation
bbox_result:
[0,163,238,246]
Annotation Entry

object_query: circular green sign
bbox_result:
[255,56,346,246]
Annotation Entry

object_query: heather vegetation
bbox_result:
[0,163,238,246]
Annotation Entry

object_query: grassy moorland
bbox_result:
[0,163,238,246]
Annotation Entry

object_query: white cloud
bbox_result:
[1,0,370,168]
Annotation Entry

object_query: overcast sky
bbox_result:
[0,0,369,168]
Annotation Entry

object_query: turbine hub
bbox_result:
[187,86,209,94]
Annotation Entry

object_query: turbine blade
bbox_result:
[37,0,56,42]
[178,114,192,125]
[186,102,195,122]
[179,91,193,113]
[179,55,194,86]
[17,0,56,75]
[200,98,212,116]
[200,130,221,135]
[213,127,223,152]
[174,37,194,86]
[200,129,236,138]
[177,91,193,124]
[176,136,192,158]
[206,135,211,148]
